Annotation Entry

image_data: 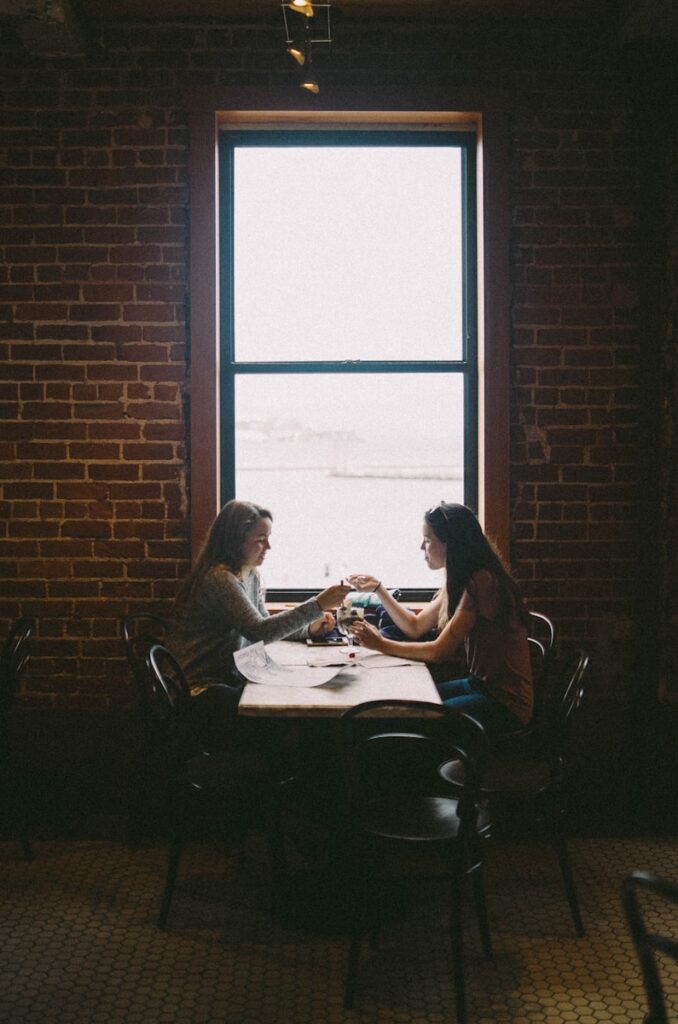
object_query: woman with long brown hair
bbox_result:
[350,502,533,736]
[173,499,350,748]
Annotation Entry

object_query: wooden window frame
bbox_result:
[187,89,510,566]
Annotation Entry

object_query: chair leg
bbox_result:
[471,863,493,959]
[265,801,288,912]
[553,835,584,937]
[344,835,372,1008]
[449,875,468,1024]
[344,928,362,1009]
[20,835,34,861]
[158,789,187,930]
[158,831,184,930]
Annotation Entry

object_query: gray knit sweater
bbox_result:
[173,564,322,694]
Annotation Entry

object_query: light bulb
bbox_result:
[300,75,319,94]
[289,1,314,17]
[287,43,305,65]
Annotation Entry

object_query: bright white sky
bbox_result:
[229,143,468,587]
[233,145,463,374]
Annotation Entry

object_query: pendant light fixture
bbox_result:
[281,3,332,95]
[288,0,314,15]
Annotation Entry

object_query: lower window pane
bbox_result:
[234,373,466,591]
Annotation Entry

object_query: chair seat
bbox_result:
[361,795,490,842]
[187,748,273,794]
[440,753,552,795]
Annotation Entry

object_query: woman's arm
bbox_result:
[205,568,322,643]
[352,596,477,664]
[347,574,442,639]
[207,569,350,644]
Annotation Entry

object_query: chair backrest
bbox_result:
[121,613,168,726]
[527,611,557,713]
[0,616,35,713]
[547,650,589,766]
[527,611,556,656]
[622,871,678,1024]
[121,612,167,648]
[339,700,488,828]
[527,636,546,689]
[146,643,197,747]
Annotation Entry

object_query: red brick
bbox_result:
[68,442,120,459]
[88,464,139,481]
[72,403,124,420]
[61,520,112,539]
[122,304,175,322]
[69,304,121,321]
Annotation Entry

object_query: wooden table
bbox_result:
[238,640,441,717]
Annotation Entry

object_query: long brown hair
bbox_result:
[175,500,272,609]
[425,502,530,630]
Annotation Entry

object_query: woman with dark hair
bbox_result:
[173,500,350,748]
[349,502,533,735]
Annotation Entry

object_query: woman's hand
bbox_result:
[308,611,336,637]
[346,573,380,593]
[316,583,352,611]
[351,619,387,652]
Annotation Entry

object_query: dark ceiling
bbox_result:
[0,0,676,57]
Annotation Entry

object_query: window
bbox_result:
[187,101,510,587]
[218,129,477,598]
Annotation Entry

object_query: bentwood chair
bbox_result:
[527,610,556,662]
[338,700,492,1023]
[121,613,170,841]
[479,612,555,762]
[527,610,557,716]
[147,644,286,929]
[0,617,36,859]
[439,651,590,937]
[622,871,678,1024]
[121,613,169,729]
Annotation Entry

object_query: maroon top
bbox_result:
[458,569,533,725]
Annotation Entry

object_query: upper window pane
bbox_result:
[232,143,464,362]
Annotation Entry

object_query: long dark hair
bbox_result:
[425,502,530,630]
[175,500,272,609]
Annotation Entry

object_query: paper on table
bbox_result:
[306,648,365,668]
[361,653,416,669]
[234,642,353,688]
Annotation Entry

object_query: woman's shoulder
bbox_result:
[467,568,497,595]
[202,563,242,593]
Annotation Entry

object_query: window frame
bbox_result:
[218,128,478,600]
[187,95,510,588]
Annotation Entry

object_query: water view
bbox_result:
[235,387,463,589]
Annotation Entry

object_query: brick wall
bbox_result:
[0,11,672,713]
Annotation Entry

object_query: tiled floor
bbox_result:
[1,835,676,1024]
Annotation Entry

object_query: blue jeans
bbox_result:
[437,676,522,738]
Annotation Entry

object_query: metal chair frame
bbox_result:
[147,643,286,929]
[439,650,590,937]
[0,616,36,860]
[622,870,678,1024]
[339,699,492,1023]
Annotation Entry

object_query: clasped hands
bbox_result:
[308,573,387,651]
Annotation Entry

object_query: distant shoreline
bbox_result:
[329,469,461,480]
[239,465,461,480]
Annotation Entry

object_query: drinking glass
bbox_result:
[336,604,364,648]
